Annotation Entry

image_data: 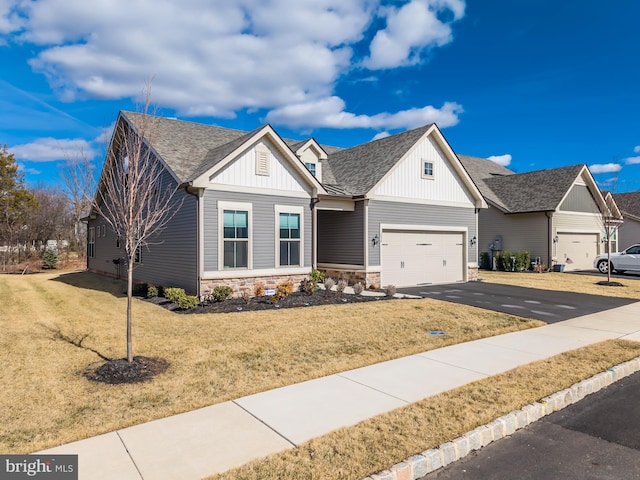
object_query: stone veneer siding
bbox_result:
[201,273,309,299]
[319,268,381,288]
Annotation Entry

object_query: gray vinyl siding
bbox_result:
[87,168,198,294]
[618,217,640,250]
[368,200,477,266]
[317,201,365,265]
[203,190,312,271]
[553,212,603,232]
[559,185,600,214]
[478,207,549,263]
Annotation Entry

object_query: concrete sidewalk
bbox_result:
[39,302,640,480]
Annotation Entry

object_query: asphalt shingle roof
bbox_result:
[459,154,586,213]
[613,191,640,220]
[323,124,433,195]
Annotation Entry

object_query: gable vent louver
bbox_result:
[255,144,270,176]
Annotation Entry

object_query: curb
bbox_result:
[364,356,640,480]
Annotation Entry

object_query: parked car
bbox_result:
[594,244,640,274]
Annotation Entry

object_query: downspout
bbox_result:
[545,211,553,268]
[183,183,201,298]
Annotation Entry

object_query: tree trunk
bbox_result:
[127,258,134,363]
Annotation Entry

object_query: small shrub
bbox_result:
[352,282,364,295]
[211,285,233,302]
[324,277,336,296]
[240,288,251,304]
[479,252,490,270]
[177,294,199,310]
[385,284,397,297]
[147,285,159,298]
[309,269,325,284]
[132,283,149,297]
[336,279,347,296]
[534,263,547,273]
[300,279,316,296]
[41,248,59,269]
[270,280,294,303]
[164,287,186,303]
[254,282,266,297]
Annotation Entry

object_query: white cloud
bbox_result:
[364,0,465,69]
[634,146,640,153]
[0,0,22,35]
[624,156,640,165]
[372,131,390,140]
[589,163,622,174]
[266,97,462,129]
[487,154,512,167]
[1,0,466,133]
[11,137,96,162]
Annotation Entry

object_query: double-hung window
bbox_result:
[223,210,249,269]
[276,206,303,267]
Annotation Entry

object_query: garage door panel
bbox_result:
[381,230,465,287]
[556,233,598,271]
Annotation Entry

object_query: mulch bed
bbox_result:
[596,280,625,287]
[85,356,170,384]
[146,290,395,314]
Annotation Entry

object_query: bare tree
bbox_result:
[59,149,96,258]
[93,85,181,362]
[28,185,73,252]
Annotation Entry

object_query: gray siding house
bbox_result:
[87,112,486,295]
[612,192,640,249]
[459,155,622,271]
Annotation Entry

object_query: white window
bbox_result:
[101,225,106,237]
[422,160,434,179]
[218,201,252,270]
[134,246,142,264]
[305,162,317,177]
[275,205,304,267]
[88,227,95,258]
[255,144,270,176]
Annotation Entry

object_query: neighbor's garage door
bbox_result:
[556,232,598,271]
[381,230,464,287]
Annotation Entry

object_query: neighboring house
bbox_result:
[459,155,622,271]
[612,191,640,249]
[86,112,486,295]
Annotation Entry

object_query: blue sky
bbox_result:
[1,0,639,192]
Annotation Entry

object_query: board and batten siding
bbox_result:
[478,207,549,263]
[618,218,640,250]
[371,136,475,206]
[317,201,365,266]
[559,185,600,214]
[367,200,477,267]
[210,138,309,193]
[203,190,312,272]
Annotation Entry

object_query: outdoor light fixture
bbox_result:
[372,234,380,246]
[470,235,477,246]
[553,235,559,244]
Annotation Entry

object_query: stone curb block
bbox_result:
[363,355,640,480]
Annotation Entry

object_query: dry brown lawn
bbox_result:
[480,270,640,299]
[211,340,640,480]
[0,271,542,454]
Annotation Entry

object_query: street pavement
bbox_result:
[421,370,640,480]
[398,282,638,322]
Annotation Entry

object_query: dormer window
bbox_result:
[422,160,434,179]
[305,162,317,177]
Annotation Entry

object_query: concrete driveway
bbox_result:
[398,282,638,323]
[422,370,640,480]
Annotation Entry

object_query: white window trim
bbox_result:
[305,161,317,177]
[101,225,106,237]
[275,205,304,268]
[218,201,253,271]
[421,160,434,179]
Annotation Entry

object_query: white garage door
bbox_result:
[556,232,599,271]
[381,230,464,287]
